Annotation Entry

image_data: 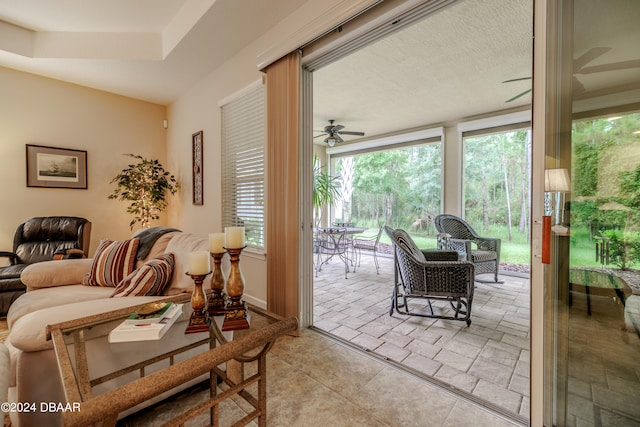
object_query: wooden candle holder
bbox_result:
[208,252,227,316]
[185,272,211,334]
[222,247,250,331]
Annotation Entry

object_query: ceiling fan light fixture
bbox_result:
[326,136,339,147]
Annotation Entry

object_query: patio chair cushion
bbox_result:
[470,250,497,262]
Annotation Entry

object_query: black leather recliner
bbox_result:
[0,216,91,315]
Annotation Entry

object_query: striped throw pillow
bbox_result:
[85,238,140,287]
[112,253,175,297]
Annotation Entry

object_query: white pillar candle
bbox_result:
[225,227,245,249]
[188,251,210,275]
[209,233,225,253]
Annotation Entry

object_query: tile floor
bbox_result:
[314,253,531,422]
[10,256,637,426]
[565,291,640,426]
[314,251,640,427]
[120,310,523,427]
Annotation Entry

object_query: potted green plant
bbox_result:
[313,154,341,227]
[109,154,179,229]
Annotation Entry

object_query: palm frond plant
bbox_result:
[313,154,341,227]
[109,154,179,229]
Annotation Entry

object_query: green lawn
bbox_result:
[376,229,531,265]
[373,224,605,267]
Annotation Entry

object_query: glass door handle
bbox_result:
[541,216,551,264]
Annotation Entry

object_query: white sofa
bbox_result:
[5,229,229,426]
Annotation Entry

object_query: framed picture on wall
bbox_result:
[26,144,88,189]
[192,131,204,205]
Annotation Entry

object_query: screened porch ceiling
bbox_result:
[312,0,640,145]
[0,0,637,131]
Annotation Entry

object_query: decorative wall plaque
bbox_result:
[192,131,204,205]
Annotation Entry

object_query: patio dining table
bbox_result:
[314,227,366,278]
[317,226,367,236]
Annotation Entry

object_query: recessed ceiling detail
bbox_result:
[0,0,214,60]
[0,0,307,104]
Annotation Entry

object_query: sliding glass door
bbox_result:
[544,1,640,425]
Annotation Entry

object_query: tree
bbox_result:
[339,157,355,222]
[519,130,531,238]
[109,154,179,229]
[502,154,513,241]
[353,150,410,227]
[406,144,442,233]
[464,129,530,240]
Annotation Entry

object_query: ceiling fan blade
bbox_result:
[505,88,532,103]
[502,77,531,83]
[574,80,640,100]
[578,59,640,75]
[332,124,344,132]
[572,76,586,95]
[338,131,365,136]
[573,47,611,71]
[314,133,328,139]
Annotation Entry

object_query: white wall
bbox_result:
[166,0,358,308]
[0,67,168,256]
[166,43,269,307]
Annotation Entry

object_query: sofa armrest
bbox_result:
[21,258,93,290]
[9,296,175,352]
[0,251,21,265]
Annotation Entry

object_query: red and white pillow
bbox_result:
[84,237,176,297]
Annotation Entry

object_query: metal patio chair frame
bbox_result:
[353,227,383,274]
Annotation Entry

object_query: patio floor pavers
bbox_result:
[313,252,531,418]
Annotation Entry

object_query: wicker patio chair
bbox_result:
[384,226,475,326]
[353,227,383,274]
[434,214,502,283]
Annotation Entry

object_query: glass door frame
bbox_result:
[531,0,560,425]
[533,0,598,425]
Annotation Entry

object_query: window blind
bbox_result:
[221,82,265,248]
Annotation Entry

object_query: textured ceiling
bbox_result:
[313,0,533,141]
[0,0,638,131]
[312,0,640,144]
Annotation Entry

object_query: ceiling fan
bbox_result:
[503,47,640,103]
[314,120,365,147]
